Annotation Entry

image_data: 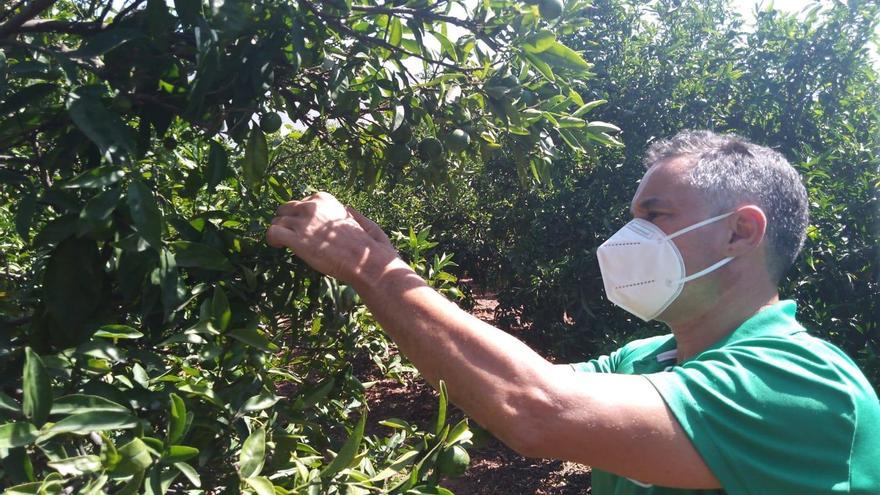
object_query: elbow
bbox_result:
[497,387,563,459]
[506,430,548,459]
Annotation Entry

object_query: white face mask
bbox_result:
[596,212,735,322]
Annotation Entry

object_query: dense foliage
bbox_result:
[0,0,617,492]
[442,0,880,383]
[1,0,878,492]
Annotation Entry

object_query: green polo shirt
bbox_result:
[570,300,880,495]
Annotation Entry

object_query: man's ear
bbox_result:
[727,205,767,255]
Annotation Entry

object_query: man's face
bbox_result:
[629,156,733,322]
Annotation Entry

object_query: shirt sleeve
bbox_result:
[569,347,626,373]
[643,338,857,495]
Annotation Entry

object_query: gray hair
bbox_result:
[644,130,809,281]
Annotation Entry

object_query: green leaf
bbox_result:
[242,128,268,190]
[243,476,275,495]
[536,41,591,70]
[14,193,37,242]
[70,29,145,58]
[0,391,20,412]
[174,462,201,487]
[23,348,52,427]
[92,324,144,339]
[294,376,335,411]
[321,410,366,478]
[3,482,42,495]
[522,51,555,82]
[167,393,186,445]
[389,17,403,47]
[206,141,230,192]
[446,418,472,445]
[116,438,154,476]
[558,116,586,128]
[50,394,129,415]
[572,99,606,117]
[391,104,406,132]
[238,427,266,479]
[80,187,122,223]
[41,411,139,440]
[60,165,126,189]
[212,287,231,331]
[522,31,556,53]
[241,390,281,413]
[163,445,198,463]
[434,380,447,435]
[0,422,39,449]
[0,83,57,116]
[368,450,420,482]
[116,470,146,495]
[433,30,458,62]
[557,127,587,151]
[47,455,102,476]
[227,325,277,353]
[44,237,103,335]
[127,179,163,249]
[155,248,181,319]
[171,241,233,271]
[586,121,622,133]
[67,90,134,163]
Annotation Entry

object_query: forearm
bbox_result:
[352,257,558,452]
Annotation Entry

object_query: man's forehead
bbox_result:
[630,157,698,211]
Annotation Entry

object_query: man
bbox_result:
[266,130,880,494]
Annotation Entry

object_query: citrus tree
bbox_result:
[444,0,879,386]
[0,0,619,492]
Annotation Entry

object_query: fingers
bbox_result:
[346,206,390,244]
[266,224,299,249]
[270,215,297,229]
[275,191,336,216]
[276,200,302,217]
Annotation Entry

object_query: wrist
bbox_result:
[351,254,422,296]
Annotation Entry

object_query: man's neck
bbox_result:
[668,286,780,362]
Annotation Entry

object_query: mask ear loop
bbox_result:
[665,211,734,241]
[664,211,736,284]
[680,256,734,283]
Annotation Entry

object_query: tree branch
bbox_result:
[298,0,472,72]
[350,4,481,32]
[0,0,59,38]
[15,18,105,34]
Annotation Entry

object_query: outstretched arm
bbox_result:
[266,192,720,489]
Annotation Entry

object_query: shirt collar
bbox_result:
[705,299,804,347]
[632,300,805,372]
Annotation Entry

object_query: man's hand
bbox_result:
[266,192,401,287]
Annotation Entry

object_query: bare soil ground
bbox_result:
[362,283,591,494]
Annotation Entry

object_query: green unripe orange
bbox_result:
[436,445,470,477]
[539,0,563,20]
[446,129,471,153]
[387,143,412,166]
[260,112,283,133]
[418,137,444,160]
[390,123,413,144]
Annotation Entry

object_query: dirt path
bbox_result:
[364,283,591,494]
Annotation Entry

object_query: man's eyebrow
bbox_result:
[630,197,668,215]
